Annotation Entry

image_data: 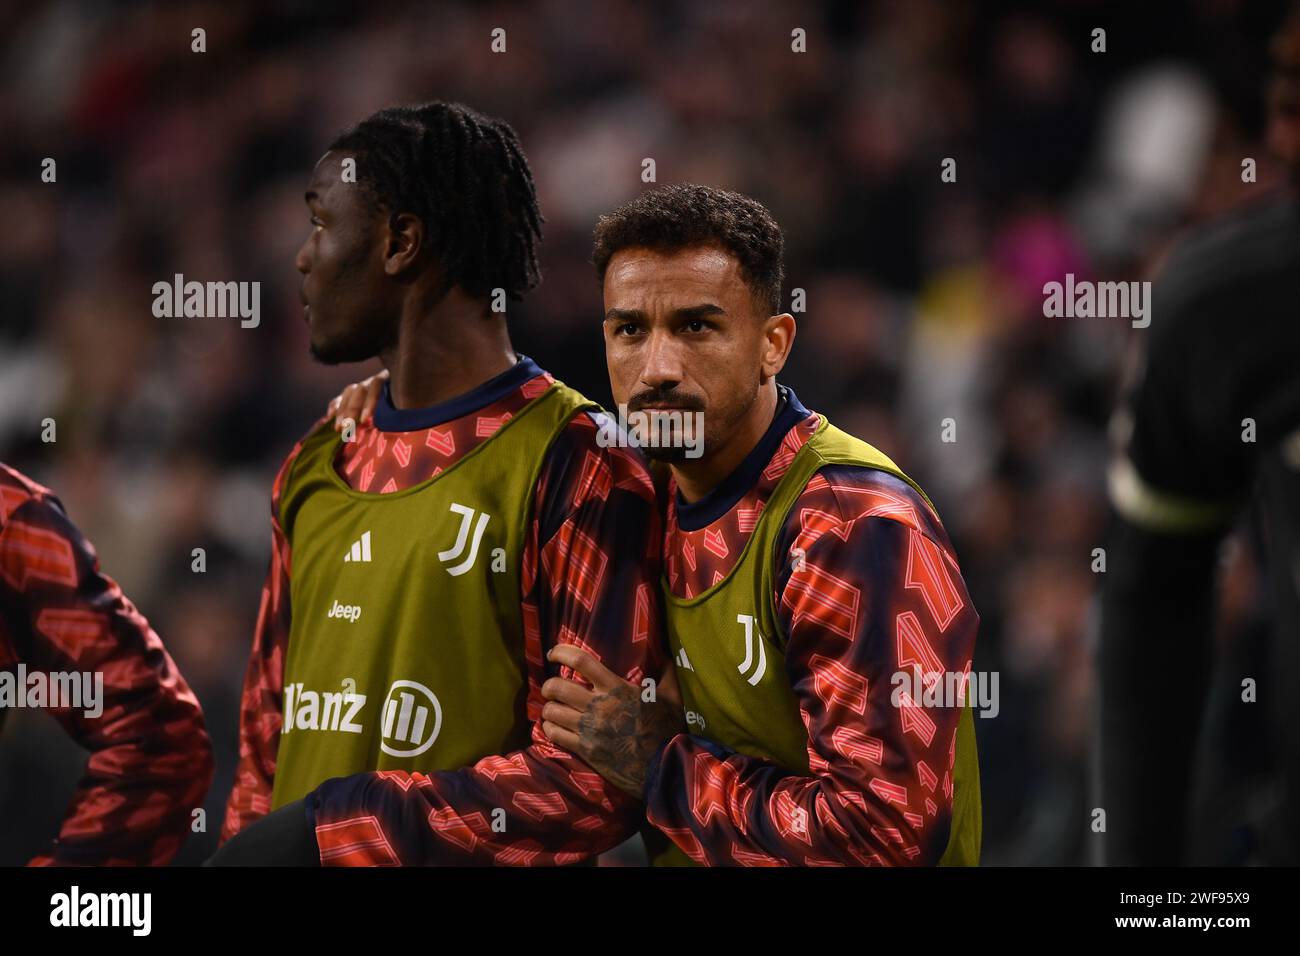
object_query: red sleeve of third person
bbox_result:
[0,466,213,866]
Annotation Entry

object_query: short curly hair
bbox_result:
[591,184,785,314]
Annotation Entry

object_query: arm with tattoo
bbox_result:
[542,645,684,797]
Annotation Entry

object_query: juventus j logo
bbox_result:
[439,503,490,576]
[736,613,767,686]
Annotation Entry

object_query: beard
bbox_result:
[626,388,705,462]
[625,378,760,465]
[642,442,692,462]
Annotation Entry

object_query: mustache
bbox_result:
[626,389,706,413]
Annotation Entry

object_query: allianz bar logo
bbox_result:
[282,677,443,758]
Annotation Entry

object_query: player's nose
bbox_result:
[294,239,311,275]
[639,328,684,390]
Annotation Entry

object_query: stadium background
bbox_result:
[0,0,1287,865]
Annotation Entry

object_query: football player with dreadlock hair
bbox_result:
[212,101,665,865]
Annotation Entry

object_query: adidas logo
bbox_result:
[344,530,372,563]
[676,647,694,671]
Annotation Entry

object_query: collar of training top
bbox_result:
[674,384,811,532]
[372,354,544,432]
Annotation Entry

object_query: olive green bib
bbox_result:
[656,417,981,865]
[270,382,597,809]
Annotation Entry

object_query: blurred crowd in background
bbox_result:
[0,0,1288,864]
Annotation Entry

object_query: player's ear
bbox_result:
[760,312,796,380]
[383,212,424,276]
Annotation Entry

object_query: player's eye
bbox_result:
[683,318,709,333]
[615,322,641,336]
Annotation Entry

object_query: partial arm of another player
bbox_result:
[1,488,213,866]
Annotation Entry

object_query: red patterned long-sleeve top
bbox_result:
[0,462,214,866]
[644,387,980,865]
[221,355,665,864]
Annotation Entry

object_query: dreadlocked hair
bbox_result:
[329,101,544,301]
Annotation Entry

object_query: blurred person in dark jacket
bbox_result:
[1100,5,1300,865]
